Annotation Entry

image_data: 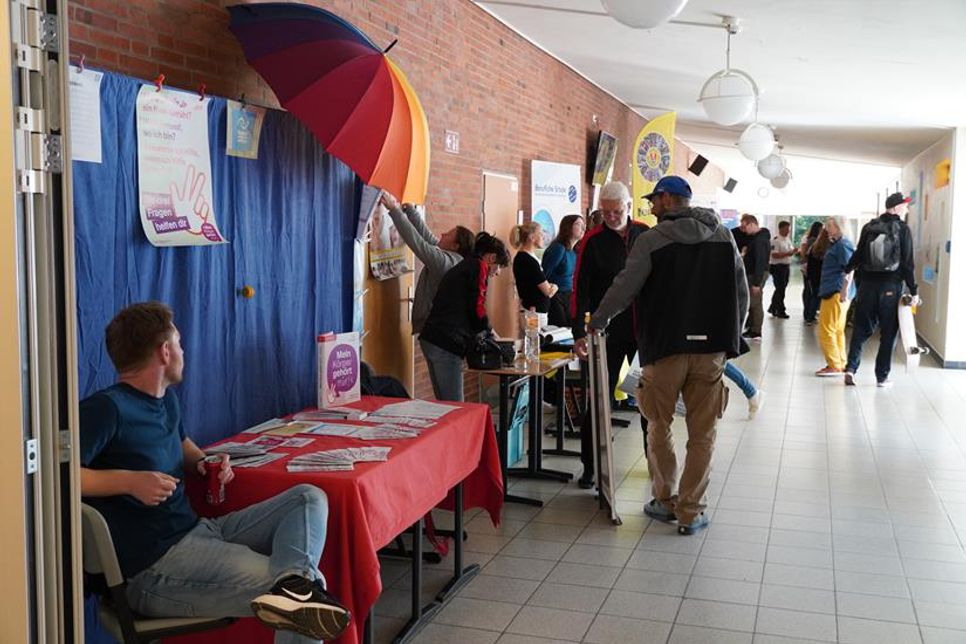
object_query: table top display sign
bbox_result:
[632,111,676,228]
[135,85,227,246]
[587,328,622,525]
[226,99,267,159]
[531,160,582,251]
[317,332,361,409]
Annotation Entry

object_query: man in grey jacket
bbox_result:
[588,176,748,535]
[380,193,475,336]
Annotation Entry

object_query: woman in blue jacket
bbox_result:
[541,214,585,327]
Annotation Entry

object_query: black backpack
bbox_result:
[864,218,902,272]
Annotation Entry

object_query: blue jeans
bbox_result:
[724,361,757,399]
[126,484,329,644]
[420,338,465,401]
[846,280,901,381]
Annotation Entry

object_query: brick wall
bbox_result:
[69,0,727,399]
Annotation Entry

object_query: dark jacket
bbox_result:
[589,207,749,365]
[419,257,491,357]
[846,213,918,295]
[732,228,772,287]
[570,219,649,340]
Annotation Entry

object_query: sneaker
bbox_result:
[775,312,790,319]
[804,319,817,327]
[877,379,893,388]
[644,499,676,523]
[677,513,709,536]
[844,372,855,386]
[251,575,351,641]
[742,332,762,342]
[815,366,843,377]
[748,390,764,419]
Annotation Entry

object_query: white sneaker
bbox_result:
[877,379,893,388]
[748,391,764,419]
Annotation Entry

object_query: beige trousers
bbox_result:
[637,352,728,524]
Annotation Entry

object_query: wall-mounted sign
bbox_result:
[444,129,460,154]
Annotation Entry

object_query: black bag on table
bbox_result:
[466,332,513,370]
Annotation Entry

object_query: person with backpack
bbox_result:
[844,192,920,387]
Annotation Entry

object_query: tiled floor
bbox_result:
[372,284,966,644]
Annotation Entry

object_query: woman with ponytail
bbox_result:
[419,232,511,401]
[510,221,557,328]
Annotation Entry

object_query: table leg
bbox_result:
[391,517,443,644]
[543,366,581,458]
[499,375,544,506]
[363,614,374,644]
[435,483,481,603]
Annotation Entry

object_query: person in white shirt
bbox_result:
[768,221,796,319]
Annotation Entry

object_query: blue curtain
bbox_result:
[73,71,359,446]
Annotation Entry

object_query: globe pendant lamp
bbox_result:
[757,153,785,180]
[698,21,758,126]
[738,123,775,162]
[771,167,792,189]
[600,0,689,29]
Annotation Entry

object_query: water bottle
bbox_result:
[524,308,540,364]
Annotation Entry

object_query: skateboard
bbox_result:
[898,294,930,371]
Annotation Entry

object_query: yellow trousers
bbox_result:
[818,296,848,370]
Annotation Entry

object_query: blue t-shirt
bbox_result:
[541,240,577,291]
[80,383,198,579]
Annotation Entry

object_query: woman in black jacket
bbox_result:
[419,233,511,401]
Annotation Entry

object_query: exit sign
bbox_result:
[444,130,460,154]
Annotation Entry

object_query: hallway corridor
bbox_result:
[374,282,966,644]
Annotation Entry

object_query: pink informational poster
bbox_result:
[135,85,227,246]
[317,332,361,409]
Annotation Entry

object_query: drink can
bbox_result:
[204,455,226,505]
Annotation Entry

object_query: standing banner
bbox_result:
[226,99,267,159]
[136,86,227,246]
[632,111,676,228]
[531,160,582,248]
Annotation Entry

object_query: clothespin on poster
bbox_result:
[74,53,85,73]
[154,73,165,92]
[198,82,207,102]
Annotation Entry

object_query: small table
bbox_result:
[169,397,504,644]
[471,356,575,507]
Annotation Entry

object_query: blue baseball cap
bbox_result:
[644,175,692,200]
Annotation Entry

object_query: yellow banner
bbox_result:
[631,111,676,227]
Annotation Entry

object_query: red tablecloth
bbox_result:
[168,397,503,644]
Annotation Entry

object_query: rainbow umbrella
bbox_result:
[228,3,430,203]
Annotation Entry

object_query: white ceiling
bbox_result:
[474,0,966,168]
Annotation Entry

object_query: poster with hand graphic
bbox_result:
[136,85,227,246]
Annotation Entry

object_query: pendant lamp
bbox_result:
[757,153,785,180]
[738,123,775,162]
[600,0,689,29]
[698,20,758,126]
[770,168,792,189]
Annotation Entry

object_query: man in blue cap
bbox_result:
[588,175,748,536]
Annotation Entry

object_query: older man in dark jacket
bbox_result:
[589,176,748,536]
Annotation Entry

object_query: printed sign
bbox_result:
[368,201,414,281]
[226,99,266,159]
[136,86,227,246]
[318,331,361,409]
[531,160,582,249]
[68,67,103,163]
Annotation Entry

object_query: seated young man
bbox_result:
[80,301,350,642]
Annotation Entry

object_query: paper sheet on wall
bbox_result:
[136,86,227,246]
[226,99,266,159]
[68,67,103,163]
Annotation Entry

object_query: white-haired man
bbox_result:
[572,180,649,488]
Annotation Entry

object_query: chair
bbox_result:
[80,503,235,643]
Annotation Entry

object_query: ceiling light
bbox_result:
[698,18,758,126]
[757,153,785,180]
[770,168,792,189]
[738,123,775,162]
[600,0,689,29]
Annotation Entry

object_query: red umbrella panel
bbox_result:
[229,3,430,204]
